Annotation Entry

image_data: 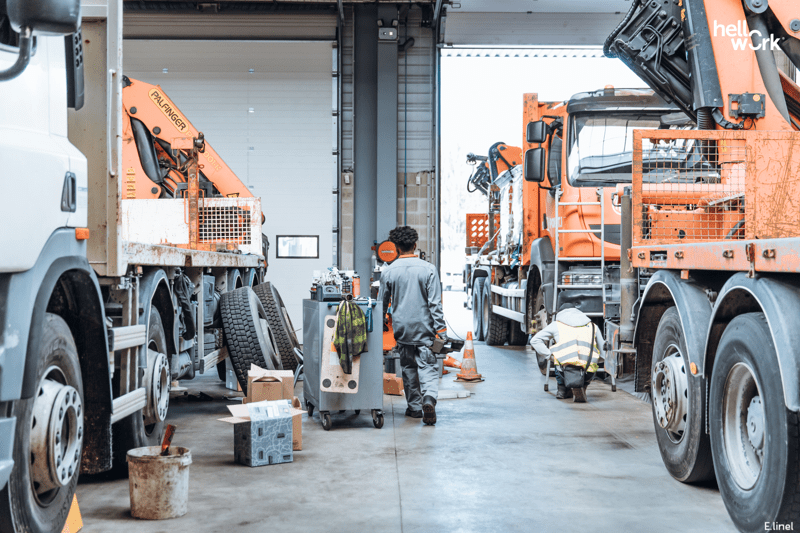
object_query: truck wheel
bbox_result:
[0,314,83,533]
[472,278,485,341]
[221,287,282,391]
[483,279,508,346]
[112,306,171,471]
[710,312,800,532]
[533,286,550,374]
[254,282,301,372]
[508,322,528,346]
[651,307,713,483]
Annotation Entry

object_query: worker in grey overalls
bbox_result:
[379,226,447,426]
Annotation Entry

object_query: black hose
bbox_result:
[603,0,641,58]
[725,219,745,239]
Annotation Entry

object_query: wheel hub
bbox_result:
[747,396,765,453]
[30,376,83,496]
[144,349,170,426]
[723,363,764,490]
[652,345,688,440]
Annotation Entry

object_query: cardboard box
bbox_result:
[383,373,404,396]
[225,358,241,392]
[288,397,303,450]
[246,365,294,403]
[219,400,293,467]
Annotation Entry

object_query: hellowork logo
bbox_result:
[714,20,780,51]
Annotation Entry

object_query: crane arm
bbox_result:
[121,76,254,200]
[606,0,800,131]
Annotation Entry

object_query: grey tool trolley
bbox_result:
[302,299,384,430]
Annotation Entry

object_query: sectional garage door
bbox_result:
[124,39,336,342]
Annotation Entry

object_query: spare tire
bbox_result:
[254,282,301,371]
[220,287,282,391]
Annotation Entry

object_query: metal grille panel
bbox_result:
[466,213,499,248]
[198,198,259,247]
[633,131,748,246]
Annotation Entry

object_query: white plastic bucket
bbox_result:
[127,446,192,520]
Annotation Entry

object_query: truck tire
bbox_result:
[651,307,714,483]
[483,279,508,346]
[472,278,485,341]
[709,312,800,533]
[533,286,550,375]
[254,282,301,372]
[0,314,83,533]
[508,322,528,346]
[112,306,171,471]
[221,287,282,391]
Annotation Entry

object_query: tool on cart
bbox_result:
[310,268,360,301]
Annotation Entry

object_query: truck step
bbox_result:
[110,388,147,424]
[108,325,147,352]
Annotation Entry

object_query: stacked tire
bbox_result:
[253,282,302,372]
[220,287,282,391]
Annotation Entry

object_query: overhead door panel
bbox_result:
[124,40,335,342]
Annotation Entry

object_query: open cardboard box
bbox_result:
[220,398,304,451]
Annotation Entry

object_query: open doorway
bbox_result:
[439,47,645,337]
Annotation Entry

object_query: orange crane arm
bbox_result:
[121,76,253,200]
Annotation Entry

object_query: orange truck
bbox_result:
[465,88,682,362]
[599,0,800,529]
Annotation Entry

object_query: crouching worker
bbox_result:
[530,304,604,403]
[379,226,446,425]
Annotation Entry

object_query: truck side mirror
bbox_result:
[524,148,546,183]
[8,0,81,35]
[1,0,81,82]
[526,121,548,144]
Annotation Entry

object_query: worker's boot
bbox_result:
[556,385,573,399]
[572,387,587,403]
[422,395,437,426]
[405,407,422,418]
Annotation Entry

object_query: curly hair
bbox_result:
[388,226,418,253]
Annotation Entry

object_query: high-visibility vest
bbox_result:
[551,321,599,373]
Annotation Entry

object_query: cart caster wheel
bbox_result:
[372,410,384,429]
[355,410,361,415]
[321,412,332,431]
[544,384,549,392]
[307,401,315,417]
[611,385,617,392]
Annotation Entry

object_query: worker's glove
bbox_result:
[437,332,448,344]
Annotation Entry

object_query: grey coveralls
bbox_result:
[378,255,446,410]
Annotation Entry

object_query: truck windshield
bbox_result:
[567,113,662,186]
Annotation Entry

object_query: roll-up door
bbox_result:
[124,39,337,342]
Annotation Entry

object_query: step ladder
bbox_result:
[551,187,606,316]
[551,187,616,391]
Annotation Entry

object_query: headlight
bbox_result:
[561,272,602,286]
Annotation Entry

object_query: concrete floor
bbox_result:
[77,293,735,532]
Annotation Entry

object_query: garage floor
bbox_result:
[77,324,735,532]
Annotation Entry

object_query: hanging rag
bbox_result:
[332,300,368,374]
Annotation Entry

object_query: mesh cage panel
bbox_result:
[633,131,748,246]
[198,198,258,246]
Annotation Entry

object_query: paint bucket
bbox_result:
[127,446,192,519]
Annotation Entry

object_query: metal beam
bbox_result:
[337,0,344,21]
[432,0,443,27]
[376,4,398,243]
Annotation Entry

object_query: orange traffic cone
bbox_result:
[456,332,483,382]
[61,495,83,533]
[444,355,462,369]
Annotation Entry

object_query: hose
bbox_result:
[603,0,641,58]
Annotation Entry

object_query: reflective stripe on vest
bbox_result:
[551,321,599,371]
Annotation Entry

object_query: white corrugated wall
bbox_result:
[123,22,337,342]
